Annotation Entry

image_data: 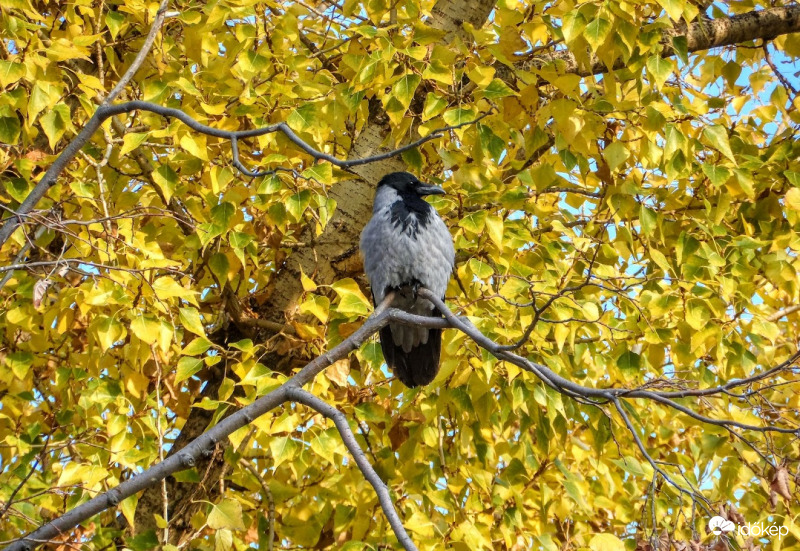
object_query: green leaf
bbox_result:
[302,163,332,185]
[270,436,299,467]
[215,529,233,551]
[646,56,673,89]
[286,190,312,222]
[672,35,689,64]
[561,11,587,44]
[481,79,516,100]
[640,206,657,236]
[421,59,452,85]
[175,357,204,383]
[211,202,236,229]
[310,427,341,463]
[230,232,253,250]
[5,351,32,379]
[422,93,447,121]
[126,530,159,551]
[468,258,493,279]
[0,61,24,87]
[257,174,282,195]
[603,141,629,171]
[94,316,125,351]
[584,17,611,51]
[119,133,149,156]
[40,107,67,149]
[617,350,642,375]
[152,165,178,203]
[0,115,21,144]
[105,10,126,39]
[459,211,487,234]
[27,82,61,121]
[649,248,672,274]
[391,74,421,110]
[703,125,736,163]
[179,307,206,337]
[701,163,731,187]
[443,107,477,127]
[686,299,710,330]
[182,337,212,356]
[287,104,316,132]
[209,253,230,283]
[208,499,245,531]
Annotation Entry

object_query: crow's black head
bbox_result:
[377,172,446,197]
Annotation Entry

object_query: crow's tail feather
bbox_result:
[380,326,441,388]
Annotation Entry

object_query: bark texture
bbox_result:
[253,0,499,370]
[522,5,800,77]
[133,0,501,538]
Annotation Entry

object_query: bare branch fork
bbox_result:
[0,98,489,249]
[5,290,798,551]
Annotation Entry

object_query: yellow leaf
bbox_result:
[300,268,317,292]
[326,359,350,386]
[485,214,504,248]
[589,533,625,551]
[785,188,800,211]
[331,278,371,316]
[119,133,149,156]
[179,133,209,161]
[208,499,245,531]
[130,314,160,345]
[179,307,206,337]
[152,276,198,304]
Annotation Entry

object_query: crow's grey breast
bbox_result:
[360,172,455,387]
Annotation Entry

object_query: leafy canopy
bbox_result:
[1,0,799,550]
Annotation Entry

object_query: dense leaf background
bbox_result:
[1,0,799,549]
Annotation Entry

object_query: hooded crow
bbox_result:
[360,172,455,387]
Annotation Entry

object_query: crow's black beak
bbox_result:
[417,184,446,196]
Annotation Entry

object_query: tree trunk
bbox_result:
[132,0,500,540]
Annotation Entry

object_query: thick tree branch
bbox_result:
[0,101,486,250]
[102,0,171,106]
[6,289,797,551]
[287,388,418,551]
[522,5,800,77]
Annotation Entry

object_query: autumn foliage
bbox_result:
[1,0,800,550]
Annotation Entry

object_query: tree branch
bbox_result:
[287,388,418,551]
[522,5,800,78]
[0,100,488,250]
[101,0,171,106]
[5,291,797,550]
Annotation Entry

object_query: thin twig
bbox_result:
[287,388,418,551]
[0,100,488,248]
[240,460,275,551]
